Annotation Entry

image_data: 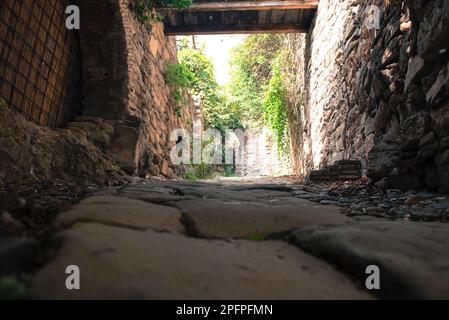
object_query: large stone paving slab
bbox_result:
[30,223,372,300]
[289,221,449,299]
[171,186,262,201]
[114,184,198,204]
[228,184,296,192]
[54,196,184,233]
[166,183,295,201]
[118,191,198,205]
[176,198,352,239]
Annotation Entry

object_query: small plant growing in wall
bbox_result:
[131,0,193,28]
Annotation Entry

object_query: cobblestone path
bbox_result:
[29,178,449,299]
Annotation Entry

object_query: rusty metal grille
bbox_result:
[0,0,81,127]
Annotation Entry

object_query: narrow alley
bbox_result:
[1,0,449,302]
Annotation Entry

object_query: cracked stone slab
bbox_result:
[173,186,260,201]
[30,223,372,300]
[242,189,293,198]
[176,198,351,239]
[120,185,177,194]
[229,184,295,192]
[289,221,449,299]
[116,184,199,204]
[53,196,184,233]
[120,193,198,205]
[173,186,295,202]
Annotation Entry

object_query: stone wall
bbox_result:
[111,0,194,177]
[77,0,195,178]
[235,127,293,177]
[0,0,196,185]
[288,0,449,192]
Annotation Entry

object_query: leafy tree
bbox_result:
[178,48,218,99]
[225,64,263,127]
[178,47,242,131]
[227,34,290,154]
[230,34,285,90]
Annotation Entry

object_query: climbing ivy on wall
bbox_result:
[263,60,288,154]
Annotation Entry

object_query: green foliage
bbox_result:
[164,62,194,89]
[184,163,236,180]
[178,47,242,131]
[183,163,216,180]
[226,64,263,127]
[177,37,191,51]
[231,34,285,89]
[178,48,218,97]
[263,60,288,154]
[164,62,194,117]
[155,0,192,9]
[228,35,287,128]
[0,277,26,300]
[132,1,192,26]
[132,6,162,25]
[228,34,289,155]
[183,171,199,181]
[246,234,267,241]
[223,164,237,177]
[165,45,242,136]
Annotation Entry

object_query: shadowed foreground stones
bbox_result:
[54,196,183,233]
[30,223,371,300]
[0,237,35,273]
[176,199,351,239]
[289,221,449,299]
[29,179,449,299]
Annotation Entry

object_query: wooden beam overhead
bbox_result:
[161,1,318,35]
[164,0,319,12]
[165,23,308,35]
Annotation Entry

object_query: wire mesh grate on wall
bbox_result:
[0,0,81,127]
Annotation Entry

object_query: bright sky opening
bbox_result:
[195,35,246,86]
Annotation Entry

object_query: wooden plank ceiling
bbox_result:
[160,1,319,35]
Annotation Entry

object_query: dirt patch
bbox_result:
[0,101,130,278]
[0,102,125,187]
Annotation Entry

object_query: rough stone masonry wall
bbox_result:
[288,0,449,192]
[0,0,195,185]
[235,127,293,177]
[78,0,195,178]
[118,1,194,178]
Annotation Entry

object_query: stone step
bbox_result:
[307,159,362,184]
[334,160,362,167]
